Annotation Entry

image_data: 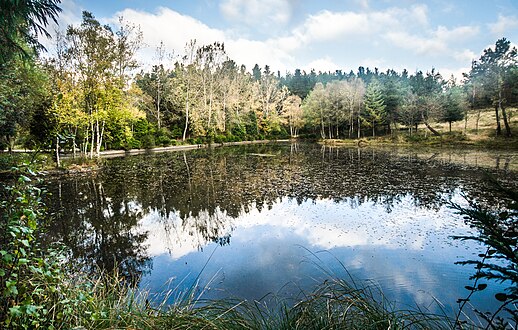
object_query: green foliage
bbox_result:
[0,0,61,63]
[441,85,465,130]
[0,166,69,328]
[0,57,52,150]
[363,79,387,136]
[466,38,517,136]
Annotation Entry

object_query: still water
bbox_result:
[44,143,517,315]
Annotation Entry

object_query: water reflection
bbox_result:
[43,143,517,310]
[46,178,151,283]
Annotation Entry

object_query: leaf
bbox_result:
[9,306,22,317]
[495,293,508,302]
[6,280,18,296]
[24,305,37,315]
[464,285,475,291]
[2,252,13,263]
[18,175,31,183]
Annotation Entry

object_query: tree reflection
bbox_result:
[44,143,518,283]
[45,178,151,284]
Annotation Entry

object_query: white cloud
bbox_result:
[290,5,426,47]
[114,7,225,54]
[453,49,476,62]
[219,0,295,26]
[354,0,370,10]
[385,31,447,55]
[435,25,479,41]
[139,196,474,260]
[226,38,295,72]
[410,4,429,26]
[299,10,371,42]
[489,14,518,36]
[303,57,340,73]
[438,66,471,82]
[384,24,479,61]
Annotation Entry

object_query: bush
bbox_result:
[231,125,247,140]
[156,135,171,147]
[140,135,155,149]
[0,167,77,328]
[124,137,141,150]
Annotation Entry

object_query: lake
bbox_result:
[43,142,518,316]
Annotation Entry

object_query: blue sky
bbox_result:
[48,0,518,79]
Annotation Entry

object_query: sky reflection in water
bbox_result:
[140,192,492,313]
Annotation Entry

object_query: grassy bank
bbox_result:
[321,107,518,150]
[1,263,456,329]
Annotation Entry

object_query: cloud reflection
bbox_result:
[140,192,475,260]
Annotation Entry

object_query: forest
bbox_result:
[1,8,517,162]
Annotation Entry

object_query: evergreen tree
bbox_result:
[441,85,465,132]
[252,64,261,81]
[0,0,61,63]
[363,79,386,137]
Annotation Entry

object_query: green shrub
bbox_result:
[214,135,226,144]
[231,125,247,140]
[0,167,86,329]
[156,135,171,147]
[140,135,155,149]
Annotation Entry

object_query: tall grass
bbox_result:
[16,256,464,330]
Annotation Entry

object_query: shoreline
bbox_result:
[65,139,292,159]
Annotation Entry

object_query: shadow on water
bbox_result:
[42,143,518,309]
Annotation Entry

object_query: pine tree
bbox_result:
[363,79,386,137]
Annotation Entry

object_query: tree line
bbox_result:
[1,7,517,163]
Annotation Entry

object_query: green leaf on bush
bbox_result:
[6,280,18,295]
[9,306,22,317]
[19,175,31,183]
[24,304,38,315]
[3,252,13,263]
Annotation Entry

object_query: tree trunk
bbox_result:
[90,122,95,159]
[183,86,190,141]
[55,135,60,168]
[72,127,77,158]
[320,115,325,139]
[501,104,512,137]
[421,113,441,136]
[357,116,361,139]
[495,102,502,136]
[157,82,161,130]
